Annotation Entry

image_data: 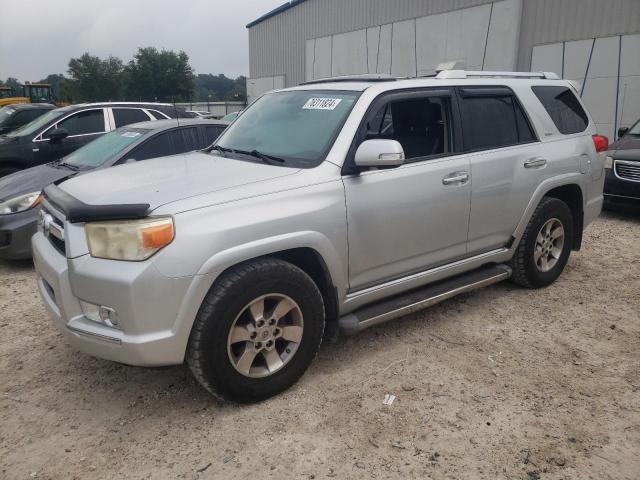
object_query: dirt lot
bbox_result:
[1,211,639,480]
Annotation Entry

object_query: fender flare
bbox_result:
[169,231,347,359]
[509,173,584,252]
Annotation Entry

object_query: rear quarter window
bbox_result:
[531,86,589,135]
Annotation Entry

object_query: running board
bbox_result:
[338,264,511,335]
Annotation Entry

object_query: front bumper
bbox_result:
[0,208,39,260]
[604,168,640,208]
[32,231,197,366]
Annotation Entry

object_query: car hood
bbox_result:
[609,134,640,153]
[0,163,74,202]
[58,151,301,212]
[612,148,640,162]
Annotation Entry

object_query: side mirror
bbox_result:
[48,127,69,143]
[354,139,405,168]
[617,127,629,139]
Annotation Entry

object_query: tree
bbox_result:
[125,47,195,102]
[38,74,71,102]
[4,77,21,92]
[194,74,247,102]
[67,53,124,102]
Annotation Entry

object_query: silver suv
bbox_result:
[33,71,607,402]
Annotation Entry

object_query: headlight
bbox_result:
[0,191,42,215]
[604,156,614,169]
[85,217,174,261]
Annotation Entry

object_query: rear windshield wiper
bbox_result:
[236,149,286,165]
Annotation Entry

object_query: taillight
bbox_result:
[592,134,609,153]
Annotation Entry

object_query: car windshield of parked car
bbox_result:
[628,119,640,135]
[63,128,150,168]
[215,90,359,167]
[6,108,66,137]
[0,106,16,126]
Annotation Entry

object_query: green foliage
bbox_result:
[194,74,247,102]
[38,74,73,103]
[67,53,125,102]
[4,77,21,92]
[5,47,247,104]
[124,47,195,102]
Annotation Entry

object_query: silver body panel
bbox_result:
[32,76,603,366]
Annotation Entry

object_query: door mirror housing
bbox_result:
[617,127,629,139]
[354,139,405,168]
[47,127,69,143]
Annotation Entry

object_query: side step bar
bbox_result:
[338,264,511,335]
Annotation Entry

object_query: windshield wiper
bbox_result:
[236,149,286,165]
[208,145,232,156]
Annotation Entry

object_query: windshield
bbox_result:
[0,106,16,126]
[64,128,150,168]
[628,119,640,135]
[215,90,359,167]
[6,108,66,137]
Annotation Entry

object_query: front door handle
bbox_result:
[524,157,547,169]
[442,171,470,185]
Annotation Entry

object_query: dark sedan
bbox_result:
[0,102,195,177]
[0,103,56,135]
[0,118,228,259]
[604,119,640,210]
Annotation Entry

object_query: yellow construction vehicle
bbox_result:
[0,83,55,107]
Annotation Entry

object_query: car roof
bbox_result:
[5,103,56,110]
[122,118,230,131]
[278,71,570,93]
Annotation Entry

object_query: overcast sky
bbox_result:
[0,0,285,82]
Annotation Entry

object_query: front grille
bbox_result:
[41,205,66,255]
[615,160,640,183]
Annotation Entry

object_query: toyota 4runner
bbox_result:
[33,71,607,402]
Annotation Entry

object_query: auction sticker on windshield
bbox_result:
[303,98,343,110]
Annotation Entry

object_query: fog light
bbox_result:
[80,301,119,328]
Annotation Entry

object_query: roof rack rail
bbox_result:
[300,74,400,85]
[435,70,560,80]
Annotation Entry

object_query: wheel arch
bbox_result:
[511,176,585,253]
[543,184,584,250]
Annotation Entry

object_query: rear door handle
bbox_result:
[442,171,470,185]
[524,157,547,169]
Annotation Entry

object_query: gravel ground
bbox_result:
[1,211,639,480]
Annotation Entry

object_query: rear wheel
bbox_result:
[187,258,325,403]
[510,197,574,288]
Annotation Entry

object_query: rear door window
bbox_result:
[113,108,151,128]
[127,130,185,161]
[531,86,588,134]
[458,89,537,151]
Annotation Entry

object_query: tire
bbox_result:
[510,197,574,289]
[187,257,325,403]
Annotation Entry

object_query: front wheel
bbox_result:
[187,258,325,403]
[510,197,574,288]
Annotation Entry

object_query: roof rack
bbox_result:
[300,74,400,85]
[435,70,560,80]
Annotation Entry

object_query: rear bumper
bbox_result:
[0,208,38,260]
[32,231,196,366]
